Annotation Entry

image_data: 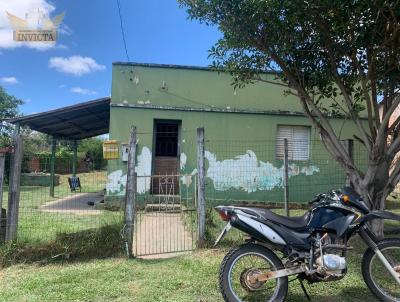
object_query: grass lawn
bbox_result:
[0,176,398,301]
[0,243,385,302]
[2,171,123,244]
[0,208,398,301]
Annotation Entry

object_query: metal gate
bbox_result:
[133,174,197,257]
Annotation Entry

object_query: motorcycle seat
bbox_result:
[238,207,310,229]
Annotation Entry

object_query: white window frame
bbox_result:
[276,125,311,161]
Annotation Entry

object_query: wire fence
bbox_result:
[1,138,124,250]
[204,138,368,208]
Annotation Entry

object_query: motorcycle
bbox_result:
[214,187,400,302]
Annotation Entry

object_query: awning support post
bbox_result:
[72,140,78,177]
[50,138,56,197]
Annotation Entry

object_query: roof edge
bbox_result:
[7,97,111,124]
[112,61,279,75]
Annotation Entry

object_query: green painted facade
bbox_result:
[107,63,367,206]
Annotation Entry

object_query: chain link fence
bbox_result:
[0,136,124,261]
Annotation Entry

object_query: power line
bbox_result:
[116,0,130,62]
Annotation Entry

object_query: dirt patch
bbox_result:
[40,193,103,215]
[134,212,194,259]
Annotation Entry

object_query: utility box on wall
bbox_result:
[103,140,119,160]
[121,143,129,162]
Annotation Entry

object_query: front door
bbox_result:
[152,121,180,195]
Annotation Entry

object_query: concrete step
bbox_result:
[145,203,182,212]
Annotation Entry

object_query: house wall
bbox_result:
[107,63,368,206]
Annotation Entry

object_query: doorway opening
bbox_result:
[152,120,180,195]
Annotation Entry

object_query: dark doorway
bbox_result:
[152,120,180,195]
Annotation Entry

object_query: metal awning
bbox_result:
[7,97,111,140]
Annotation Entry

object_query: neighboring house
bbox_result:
[106,62,368,206]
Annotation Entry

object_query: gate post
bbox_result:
[125,126,137,257]
[6,134,23,242]
[197,127,206,247]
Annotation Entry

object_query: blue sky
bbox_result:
[0,0,220,115]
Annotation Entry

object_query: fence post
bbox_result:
[50,137,56,197]
[197,127,206,246]
[125,126,137,257]
[0,152,5,211]
[6,134,23,242]
[0,151,5,241]
[283,138,290,216]
[343,139,354,187]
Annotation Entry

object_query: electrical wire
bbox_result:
[116,0,130,62]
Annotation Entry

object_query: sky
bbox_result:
[0,0,221,115]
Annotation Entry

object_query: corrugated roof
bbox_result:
[7,97,110,140]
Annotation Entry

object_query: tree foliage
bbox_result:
[0,86,23,147]
[179,0,400,235]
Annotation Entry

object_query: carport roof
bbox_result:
[8,97,111,140]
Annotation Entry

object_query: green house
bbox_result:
[106,62,367,206]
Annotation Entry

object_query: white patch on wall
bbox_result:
[133,75,139,84]
[106,170,127,196]
[180,168,198,187]
[107,147,152,195]
[180,153,187,170]
[135,147,152,193]
[301,165,320,176]
[205,150,319,193]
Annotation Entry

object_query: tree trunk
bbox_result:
[369,219,384,240]
[352,162,389,240]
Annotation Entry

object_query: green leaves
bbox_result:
[0,86,23,147]
[179,0,399,118]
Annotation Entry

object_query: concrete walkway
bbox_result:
[134,212,194,258]
[40,192,103,215]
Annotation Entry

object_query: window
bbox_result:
[276,125,310,160]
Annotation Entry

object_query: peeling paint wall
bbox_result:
[205,150,319,193]
[106,146,152,196]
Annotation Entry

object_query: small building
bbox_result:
[106,62,367,206]
[8,62,367,206]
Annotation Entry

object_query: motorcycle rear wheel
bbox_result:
[362,239,400,302]
[219,243,288,302]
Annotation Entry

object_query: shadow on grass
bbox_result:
[0,223,124,267]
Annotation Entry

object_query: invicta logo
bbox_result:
[6,8,65,43]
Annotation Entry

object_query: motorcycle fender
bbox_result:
[233,213,286,246]
[360,210,400,224]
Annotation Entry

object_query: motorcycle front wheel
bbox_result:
[362,239,400,302]
[219,243,288,302]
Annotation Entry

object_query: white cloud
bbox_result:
[56,44,68,49]
[70,87,97,95]
[49,55,106,76]
[0,0,68,50]
[0,76,19,84]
